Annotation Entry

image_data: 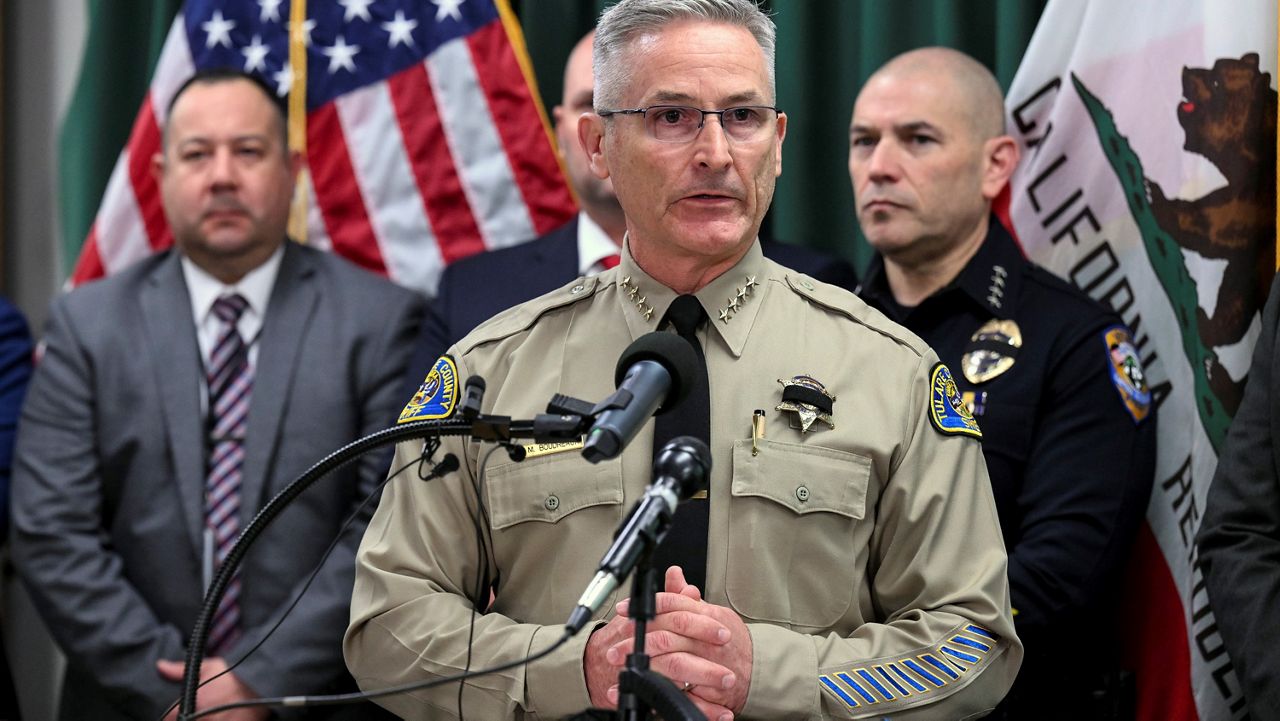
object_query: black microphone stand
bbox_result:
[616,565,705,721]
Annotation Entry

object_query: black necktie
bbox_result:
[647,294,711,590]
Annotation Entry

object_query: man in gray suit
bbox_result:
[10,69,423,720]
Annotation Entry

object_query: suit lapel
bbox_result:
[240,242,318,522]
[140,254,208,553]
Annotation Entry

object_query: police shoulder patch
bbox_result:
[1103,325,1151,423]
[928,363,982,439]
[398,355,459,423]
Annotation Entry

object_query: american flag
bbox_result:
[69,0,577,296]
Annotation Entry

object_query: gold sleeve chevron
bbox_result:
[818,623,1004,715]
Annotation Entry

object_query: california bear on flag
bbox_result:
[1001,1,1276,719]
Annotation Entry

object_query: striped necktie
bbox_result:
[205,294,252,655]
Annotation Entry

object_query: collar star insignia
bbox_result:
[775,375,836,432]
[717,275,760,325]
[619,277,655,322]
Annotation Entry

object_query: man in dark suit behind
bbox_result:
[10,69,423,720]
[408,31,857,387]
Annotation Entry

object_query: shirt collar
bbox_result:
[614,237,769,358]
[576,212,621,275]
[860,216,1024,319]
[182,244,285,326]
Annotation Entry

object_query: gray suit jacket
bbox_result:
[1198,273,1280,720]
[11,242,424,720]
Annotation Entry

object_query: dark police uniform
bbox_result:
[858,218,1157,719]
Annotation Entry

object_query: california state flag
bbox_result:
[1002,2,1276,719]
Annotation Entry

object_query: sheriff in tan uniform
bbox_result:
[345,1,1020,718]
[346,244,1021,720]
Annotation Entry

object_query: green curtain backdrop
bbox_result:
[58,1,1046,276]
[515,0,1047,274]
[58,0,183,272]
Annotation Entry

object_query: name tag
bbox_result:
[522,438,585,459]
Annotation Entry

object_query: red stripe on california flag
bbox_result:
[1121,524,1199,721]
[70,226,107,286]
[386,63,485,264]
[992,187,1027,259]
[126,96,173,253]
[306,104,388,276]
[467,21,576,236]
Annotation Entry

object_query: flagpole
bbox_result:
[287,0,310,244]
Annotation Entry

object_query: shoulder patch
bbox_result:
[399,356,459,423]
[928,363,982,439]
[1103,325,1151,423]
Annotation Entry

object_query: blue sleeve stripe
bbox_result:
[965,624,996,639]
[923,654,961,680]
[836,672,878,705]
[855,669,895,700]
[889,663,928,693]
[820,675,860,708]
[950,635,992,652]
[876,666,912,697]
[903,659,946,687]
[942,645,981,665]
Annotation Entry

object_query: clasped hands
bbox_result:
[585,566,753,721]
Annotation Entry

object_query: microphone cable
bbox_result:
[157,442,456,721]
[182,629,573,719]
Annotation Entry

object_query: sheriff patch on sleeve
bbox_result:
[1103,325,1151,423]
[929,363,982,439]
[398,356,459,423]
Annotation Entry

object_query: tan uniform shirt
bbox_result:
[346,242,1022,719]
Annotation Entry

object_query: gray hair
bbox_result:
[593,0,776,110]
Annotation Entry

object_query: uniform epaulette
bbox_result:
[782,272,931,359]
[455,274,603,355]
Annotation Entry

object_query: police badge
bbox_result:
[775,375,835,432]
[962,319,1022,384]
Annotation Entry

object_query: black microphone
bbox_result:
[581,332,699,464]
[460,375,485,419]
[565,436,711,634]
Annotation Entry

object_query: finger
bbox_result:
[612,613,731,658]
[617,590,706,618]
[686,691,734,721]
[664,566,703,601]
[156,659,185,681]
[646,652,736,692]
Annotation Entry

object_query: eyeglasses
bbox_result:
[597,105,780,144]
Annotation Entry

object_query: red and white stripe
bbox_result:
[70,12,575,298]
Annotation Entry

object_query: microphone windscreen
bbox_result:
[655,435,712,498]
[614,332,699,412]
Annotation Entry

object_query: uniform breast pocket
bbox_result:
[725,439,871,630]
[484,452,626,621]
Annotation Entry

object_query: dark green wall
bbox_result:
[512,0,1047,274]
